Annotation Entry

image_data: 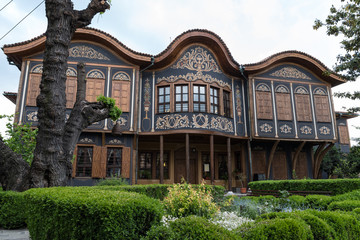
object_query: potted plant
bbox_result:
[232,170,247,194]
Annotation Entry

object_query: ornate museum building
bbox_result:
[2,28,355,190]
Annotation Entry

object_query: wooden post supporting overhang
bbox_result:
[160,135,164,184]
[292,141,306,178]
[314,142,334,179]
[186,133,190,182]
[210,135,214,185]
[266,140,280,180]
[227,137,232,191]
[313,142,326,178]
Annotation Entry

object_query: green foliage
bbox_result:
[333,189,360,202]
[143,216,240,240]
[237,217,313,240]
[95,176,129,186]
[0,191,27,229]
[314,1,360,112]
[24,187,163,240]
[248,178,360,195]
[0,114,37,164]
[162,180,219,218]
[309,210,360,240]
[304,194,333,210]
[321,146,345,177]
[96,95,122,121]
[329,200,360,211]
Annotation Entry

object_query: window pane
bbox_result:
[214,98,218,104]
[194,95,199,101]
[165,95,170,102]
[183,104,188,112]
[200,95,205,102]
[200,86,205,94]
[165,104,170,112]
[159,96,164,103]
[183,86,188,93]
[159,88,164,95]
[200,104,206,112]
[194,86,198,93]
[176,86,181,93]
[176,104,181,112]
[176,94,181,101]
[183,94,188,101]
[165,87,170,94]
[194,105,199,112]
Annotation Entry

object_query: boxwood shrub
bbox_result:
[328,200,360,211]
[248,179,360,195]
[0,191,27,229]
[143,216,240,240]
[94,184,225,202]
[25,187,164,240]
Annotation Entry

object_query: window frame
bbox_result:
[174,84,189,112]
[157,85,171,113]
[193,84,207,113]
[223,90,231,118]
[75,146,94,177]
[106,147,122,178]
[210,86,220,114]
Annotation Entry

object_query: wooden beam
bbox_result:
[227,137,232,191]
[315,143,334,179]
[313,143,326,177]
[160,135,164,184]
[210,135,214,184]
[292,141,306,174]
[266,140,280,179]
[186,133,190,182]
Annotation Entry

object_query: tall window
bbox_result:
[139,152,152,179]
[255,83,273,120]
[76,146,93,177]
[158,86,170,113]
[223,90,231,117]
[175,85,189,112]
[106,148,122,177]
[295,87,312,122]
[210,87,219,114]
[156,152,169,179]
[313,88,331,122]
[275,85,292,121]
[193,85,206,112]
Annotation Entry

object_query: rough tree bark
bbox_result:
[0,0,111,191]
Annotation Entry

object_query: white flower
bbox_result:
[211,211,254,230]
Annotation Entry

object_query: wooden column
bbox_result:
[186,133,190,182]
[160,135,164,184]
[227,137,232,191]
[266,140,280,179]
[292,141,306,176]
[210,135,214,184]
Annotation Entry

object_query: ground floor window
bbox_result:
[76,146,93,177]
[106,148,122,177]
[202,153,211,180]
[218,154,228,180]
[139,152,152,179]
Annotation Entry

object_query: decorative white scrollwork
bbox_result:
[27,111,38,121]
[300,126,312,135]
[270,67,311,80]
[294,86,309,95]
[275,85,290,93]
[79,138,94,143]
[156,114,190,129]
[86,69,105,79]
[280,124,292,134]
[109,139,122,144]
[69,45,110,60]
[313,87,327,95]
[210,116,234,133]
[256,83,271,92]
[113,71,131,81]
[192,114,209,129]
[259,123,273,133]
[319,126,331,135]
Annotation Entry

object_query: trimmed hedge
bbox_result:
[25,187,164,240]
[328,200,360,211]
[94,184,226,202]
[143,216,240,240]
[237,218,313,240]
[248,179,360,195]
[0,191,27,229]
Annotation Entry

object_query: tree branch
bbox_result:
[73,0,110,29]
[0,137,30,191]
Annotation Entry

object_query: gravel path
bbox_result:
[0,229,30,240]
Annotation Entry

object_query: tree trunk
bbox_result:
[0,0,111,190]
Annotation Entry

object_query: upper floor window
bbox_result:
[313,88,331,122]
[175,85,189,112]
[223,90,231,117]
[294,86,312,122]
[210,87,219,114]
[275,85,292,121]
[158,86,170,113]
[86,69,105,102]
[255,83,273,120]
[193,85,206,112]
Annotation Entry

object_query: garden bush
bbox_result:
[259,211,336,240]
[0,191,27,229]
[95,177,129,186]
[143,215,240,240]
[248,178,360,195]
[236,217,313,240]
[328,200,360,211]
[304,194,333,210]
[332,189,360,202]
[162,181,219,218]
[24,187,163,240]
[308,209,360,240]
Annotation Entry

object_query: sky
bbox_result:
[0,0,359,144]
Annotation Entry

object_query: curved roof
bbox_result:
[2,28,240,75]
[243,50,345,86]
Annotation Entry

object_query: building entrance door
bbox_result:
[174,147,198,184]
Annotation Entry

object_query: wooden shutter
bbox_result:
[91,146,106,178]
[26,74,41,106]
[338,125,350,145]
[314,95,331,122]
[276,93,292,121]
[252,151,266,174]
[256,91,273,120]
[295,94,312,122]
[272,152,287,180]
[112,81,130,112]
[86,79,105,102]
[72,146,78,178]
[66,76,77,108]
[122,147,131,178]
